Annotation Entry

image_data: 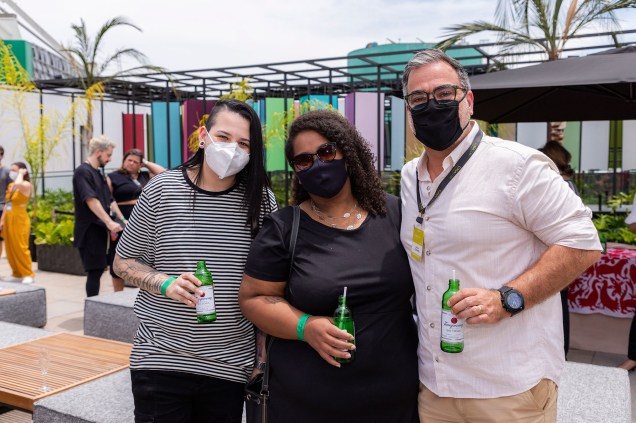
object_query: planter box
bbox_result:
[37,244,85,275]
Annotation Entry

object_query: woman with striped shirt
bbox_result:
[114,99,276,423]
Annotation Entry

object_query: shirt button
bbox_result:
[426,186,431,191]
[435,357,440,363]
[425,250,431,256]
[427,285,432,291]
[429,322,435,328]
[425,216,430,221]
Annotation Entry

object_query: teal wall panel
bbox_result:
[151,102,182,168]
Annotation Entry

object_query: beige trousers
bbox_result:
[418,379,558,423]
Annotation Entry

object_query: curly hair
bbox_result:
[285,110,386,216]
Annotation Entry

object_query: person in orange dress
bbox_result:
[0,162,35,284]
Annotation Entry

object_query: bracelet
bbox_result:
[160,276,176,296]
[296,313,311,342]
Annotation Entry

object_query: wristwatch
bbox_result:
[497,286,525,316]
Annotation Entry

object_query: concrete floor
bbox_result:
[0,256,634,422]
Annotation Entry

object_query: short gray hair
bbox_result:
[88,135,115,155]
[402,48,471,97]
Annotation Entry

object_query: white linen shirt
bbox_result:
[400,122,601,398]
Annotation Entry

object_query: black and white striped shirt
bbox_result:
[117,168,277,383]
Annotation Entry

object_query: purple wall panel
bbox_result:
[183,99,215,160]
[354,92,385,170]
[344,93,356,125]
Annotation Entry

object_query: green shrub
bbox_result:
[28,189,75,245]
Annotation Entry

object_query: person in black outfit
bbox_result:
[106,149,165,291]
[539,141,579,357]
[73,136,125,297]
[239,110,419,423]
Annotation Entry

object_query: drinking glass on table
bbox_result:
[39,347,52,392]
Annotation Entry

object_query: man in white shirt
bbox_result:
[400,49,601,422]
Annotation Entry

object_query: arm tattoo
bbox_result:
[114,257,167,294]
[263,296,285,304]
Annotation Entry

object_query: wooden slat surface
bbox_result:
[0,333,131,411]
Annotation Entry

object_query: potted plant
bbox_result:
[29,190,85,275]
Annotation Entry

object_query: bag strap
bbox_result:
[261,205,301,403]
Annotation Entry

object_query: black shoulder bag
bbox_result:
[245,205,300,423]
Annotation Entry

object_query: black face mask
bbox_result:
[410,100,466,151]
[296,158,347,199]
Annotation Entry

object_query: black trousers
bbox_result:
[560,288,570,356]
[628,318,636,360]
[131,369,245,423]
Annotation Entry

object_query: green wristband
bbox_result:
[160,276,176,296]
[296,313,311,342]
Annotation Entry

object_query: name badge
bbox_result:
[5,203,11,211]
[410,223,424,261]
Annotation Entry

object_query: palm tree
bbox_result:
[63,16,164,158]
[437,0,636,139]
[438,0,636,61]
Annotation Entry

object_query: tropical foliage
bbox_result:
[28,189,75,246]
[63,16,164,158]
[593,191,636,245]
[438,0,636,60]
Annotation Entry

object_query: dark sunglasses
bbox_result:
[290,142,337,171]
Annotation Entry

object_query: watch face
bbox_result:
[507,292,524,309]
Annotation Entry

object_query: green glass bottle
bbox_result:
[441,270,464,353]
[334,288,355,364]
[194,261,216,323]
[600,232,607,254]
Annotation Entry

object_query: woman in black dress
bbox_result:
[107,149,165,291]
[239,110,419,423]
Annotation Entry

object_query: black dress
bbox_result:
[245,195,419,423]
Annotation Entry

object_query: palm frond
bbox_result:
[91,16,142,66]
[97,48,149,76]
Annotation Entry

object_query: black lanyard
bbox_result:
[415,131,483,224]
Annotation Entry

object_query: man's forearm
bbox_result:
[509,245,600,309]
[113,255,167,294]
[86,197,115,226]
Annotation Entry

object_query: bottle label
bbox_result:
[441,310,463,343]
[196,286,216,315]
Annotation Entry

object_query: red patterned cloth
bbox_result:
[568,248,636,318]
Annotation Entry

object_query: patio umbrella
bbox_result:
[469,46,636,123]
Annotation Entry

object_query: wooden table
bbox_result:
[0,332,131,411]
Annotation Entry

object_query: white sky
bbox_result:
[4,0,636,72]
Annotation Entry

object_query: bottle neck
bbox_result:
[448,279,460,290]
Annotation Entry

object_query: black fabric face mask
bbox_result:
[296,157,347,198]
[410,100,465,151]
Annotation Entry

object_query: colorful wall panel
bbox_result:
[264,98,288,172]
[343,92,385,169]
[516,122,548,150]
[390,97,406,171]
[122,114,145,154]
[580,121,610,171]
[562,121,582,171]
[151,102,182,168]
[299,95,339,110]
[623,121,636,171]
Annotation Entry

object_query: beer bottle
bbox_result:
[334,287,355,364]
[441,270,464,353]
[194,261,216,323]
[600,233,607,254]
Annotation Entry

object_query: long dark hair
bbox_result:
[285,110,386,216]
[12,162,31,182]
[539,141,574,178]
[178,99,271,236]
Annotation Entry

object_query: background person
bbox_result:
[540,140,581,357]
[0,162,35,284]
[73,136,125,297]
[399,49,600,422]
[107,149,166,291]
[0,146,11,259]
[240,110,419,423]
[617,194,636,371]
[114,99,277,423]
